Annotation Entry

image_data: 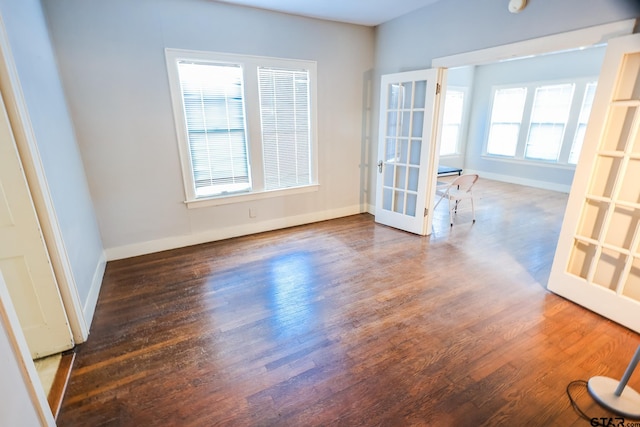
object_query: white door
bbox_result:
[548,33,640,333]
[0,90,73,358]
[375,68,445,235]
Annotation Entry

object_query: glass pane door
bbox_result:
[375,69,444,235]
[549,34,640,333]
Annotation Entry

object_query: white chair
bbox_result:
[434,174,479,226]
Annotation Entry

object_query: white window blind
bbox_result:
[440,89,465,156]
[258,67,311,190]
[177,62,251,198]
[569,82,597,164]
[525,83,574,161]
[486,87,527,157]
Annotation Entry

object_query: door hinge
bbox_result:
[436,83,441,95]
[424,208,428,217]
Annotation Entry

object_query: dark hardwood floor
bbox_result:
[58,179,640,426]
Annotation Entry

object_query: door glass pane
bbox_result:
[577,200,608,240]
[408,167,419,192]
[385,138,397,162]
[604,206,640,250]
[568,240,597,279]
[402,82,413,109]
[388,84,400,109]
[383,188,392,211]
[387,112,398,137]
[601,106,636,152]
[414,81,427,109]
[396,166,407,189]
[401,111,411,137]
[412,112,424,138]
[619,159,640,204]
[409,140,421,165]
[588,156,621,198]
[394,191,405,213]
[406,193,417,217]
[398,139,409,164]
[593,249,626,291]
[622,259,640,302]
[613,52,640,100]
[384,165,395,187]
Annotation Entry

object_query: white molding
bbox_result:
[0,15,89,341]
[106,204,364,261]
[366,203,375,215]
[186,184,319,208]
[81,253,106,335]
[432,19,636,68]
[0,272,55,427]
[465,169,571,193]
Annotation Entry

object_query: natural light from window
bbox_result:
[440,89,464,156]
[525,83,575,161]
[486,87,527,157]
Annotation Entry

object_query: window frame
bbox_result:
[165,48,319,208]
[483,77,598,167]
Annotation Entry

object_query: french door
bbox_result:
[375,68,445,235]
[548,33,640,333]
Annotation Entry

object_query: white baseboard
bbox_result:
[82,252,106,334]
[466,169,572,193]
[105,204,366,261]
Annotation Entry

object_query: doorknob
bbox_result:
[378,160,383,173]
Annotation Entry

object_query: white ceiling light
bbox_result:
[508,0,527,13]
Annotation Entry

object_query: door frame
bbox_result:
[0,15,89,342]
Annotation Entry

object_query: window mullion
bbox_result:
[243,63,265,192]
[558,84,586,164]
[515,86,535,159]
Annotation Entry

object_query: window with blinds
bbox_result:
[524,83,574,161]
[440,89,465,156]
[258,67,311,190]
[484,79,598,165]
[486,87,527,157]
[177,62,251,197]
[166,49,317,205]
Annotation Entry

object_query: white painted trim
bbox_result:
[186,184,319,208]
[82,253,106,334]
[432,19,636,68]
[106,204,363,261]
[366,203,375,215]
[0,272,55,427]
[466,169,571,193]
[0,15,89,341]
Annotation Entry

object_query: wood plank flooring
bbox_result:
[58,179,640,426]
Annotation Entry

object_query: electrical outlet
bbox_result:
[249,207,257,218]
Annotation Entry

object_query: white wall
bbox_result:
[42,0,375,259]
[373,0,640,201]
[0,1,105,311]
[463,46,606,190]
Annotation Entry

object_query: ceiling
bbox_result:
[213,0,444,26]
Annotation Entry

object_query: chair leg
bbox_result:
[471,196,476,223]
[448,198,453,226]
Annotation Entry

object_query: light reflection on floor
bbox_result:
[267,251,319,338]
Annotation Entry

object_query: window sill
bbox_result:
[185,184,320,209]
[480,155,577,170]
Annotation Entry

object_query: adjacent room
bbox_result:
[0,0,639,425]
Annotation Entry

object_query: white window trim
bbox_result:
[165,48,318,207]
[482,77,598,166]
